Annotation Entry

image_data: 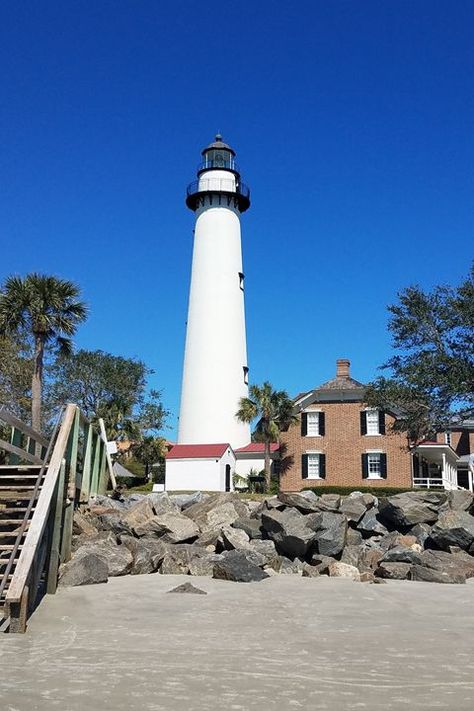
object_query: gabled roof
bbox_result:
[165,443,231,460]
[235,443,279,454]
[316,375,365,390]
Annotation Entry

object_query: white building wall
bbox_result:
[178,183,250,449]
[166,449,236,492]
[234,455,269,477]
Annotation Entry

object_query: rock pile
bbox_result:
[59,489,474,586]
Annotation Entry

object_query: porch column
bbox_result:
[441,453,448,489]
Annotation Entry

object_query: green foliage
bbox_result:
[303,485,415,496]
[236,381,297,493]
[133,436,166,479]
[366,265,474,442]
[49,349,169,439]
[0,335,32,419]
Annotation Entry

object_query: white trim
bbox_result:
[306,451,323,480]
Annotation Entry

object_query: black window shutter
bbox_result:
[378,410,386,435]
[302,454,308,479]
[319,453,326,479]
[361,453,369,478]
[301,413,307,436]
[319,412,325,436]
[360,411,367,435]
[380,453,387,479]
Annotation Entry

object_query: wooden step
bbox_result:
[0,532,27,539]
[0,519,30,526]
[0,486,38,491]
[0,545,23,551]
[0,507,35,514]
[0,474,43,480]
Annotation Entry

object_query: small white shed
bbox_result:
[165,443,235,492]
[234,443,280,478]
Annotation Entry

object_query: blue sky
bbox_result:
[1,1,473,438]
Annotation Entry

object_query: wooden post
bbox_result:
[8,585,29,634]
[66,408,80,504]
[98,441,108,494]
[80,422,94,502]
[89,435,102,497]
[10,427,22,465]
[98,417,117,490]
[46,459,66,593]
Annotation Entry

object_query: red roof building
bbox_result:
[166,443,231,460]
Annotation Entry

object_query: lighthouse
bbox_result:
[177,135,251,450]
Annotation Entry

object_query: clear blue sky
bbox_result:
[1,1,473,438]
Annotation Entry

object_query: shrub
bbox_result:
[302,485,415,497]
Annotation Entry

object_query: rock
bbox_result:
[410,565,465,584]
[359,570,375,583]
[220,525,251,551]
[346,528,363,546]
[328,561,360,581]
[232,518,263,540]
[446,490,473,512]
[419,549,474,580]
[316,494,341,512]
[264,496,285,510]
[185,493,249,531]
[96,512,133,536]
[261,508,317,558]
[277,491,321,513]
[381,546,423,566]
[378,492,445,527]
[159,544,204,575]
[308,512,347,557]
[267,555,302,574]
[121,497,156,532]
[120,536,169,575]
[340,496,368,523]
[429,510,474,551]
[310,554,337,574]
[169,491,209,511]
[410,523,432,546]
[188,553,223,576]
[167,582,207,594]
[359,547,384,571]
[135,511,200,542]
[73,510,98,537]
[59,549,108,586]
[357,509,388,537]
[376,562,412,580]
[212,550,269,582]
[247,539,278,564]
[148,492,179,515]
[301,563,320,578]
[87,539,134,577]
[341,545,361,568]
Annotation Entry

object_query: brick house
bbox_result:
[280,359,414,492]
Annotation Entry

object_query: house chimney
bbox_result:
[336,359,350,379]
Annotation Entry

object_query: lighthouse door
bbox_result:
[225,465,231,492]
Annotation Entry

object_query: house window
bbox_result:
[307,412,320,436]
[445,431,452,446]
[367,453,382,478]
[362,451,387,479]
[307,453,320,478]
[238,272,245,290]
[243,366,249,385]
[366,410,380,435]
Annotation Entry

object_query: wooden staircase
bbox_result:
[0,466,44,621]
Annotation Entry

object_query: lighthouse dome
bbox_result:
[202,133,236,157]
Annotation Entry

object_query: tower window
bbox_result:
[238,272,245,290]
[243,366,249,385]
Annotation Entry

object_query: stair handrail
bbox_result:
[0,407,50,465]
[5,404,77,626]
[0,407,64,601]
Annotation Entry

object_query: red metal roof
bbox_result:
[235,443,279,453]
[165,443,231,459]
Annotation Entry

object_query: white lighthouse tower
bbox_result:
[177,135,251,450]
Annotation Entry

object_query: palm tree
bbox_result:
[236,381,297,492]
[0,274,87,432]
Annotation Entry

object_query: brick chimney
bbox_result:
[336,359,350,379]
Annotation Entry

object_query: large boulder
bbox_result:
[213,550,269,582]
[381,545,423,566]
[341,545,362,568]
[248,539,278,565]
[232,518,263,540]
[308,512,347,557]
[328,561,360,581]
[220,525,251,551]
[429,510,474,551]
[73,510,99,537]
[378,492,445,527]
[340,495,368,523]
[59,549,108,586]
[277,491,321,513]
[375,562,412,580]
[122,497,156,531]
[85,538,134,577]
[185,493,249,532]
[135,511,199,542]
[356,509,388,537]
[446,490,474,512]
[120,536,169,575]
[188,553,223,576]
[310,553,337,574]
[315,494,341,512]
[261,508,317,558]
[170,491,209,511]
[410,565,465,584]
[266,555,303,574]
[419,549,474,580]
[159,544,206,575]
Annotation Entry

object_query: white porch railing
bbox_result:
[413,477,463,491]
